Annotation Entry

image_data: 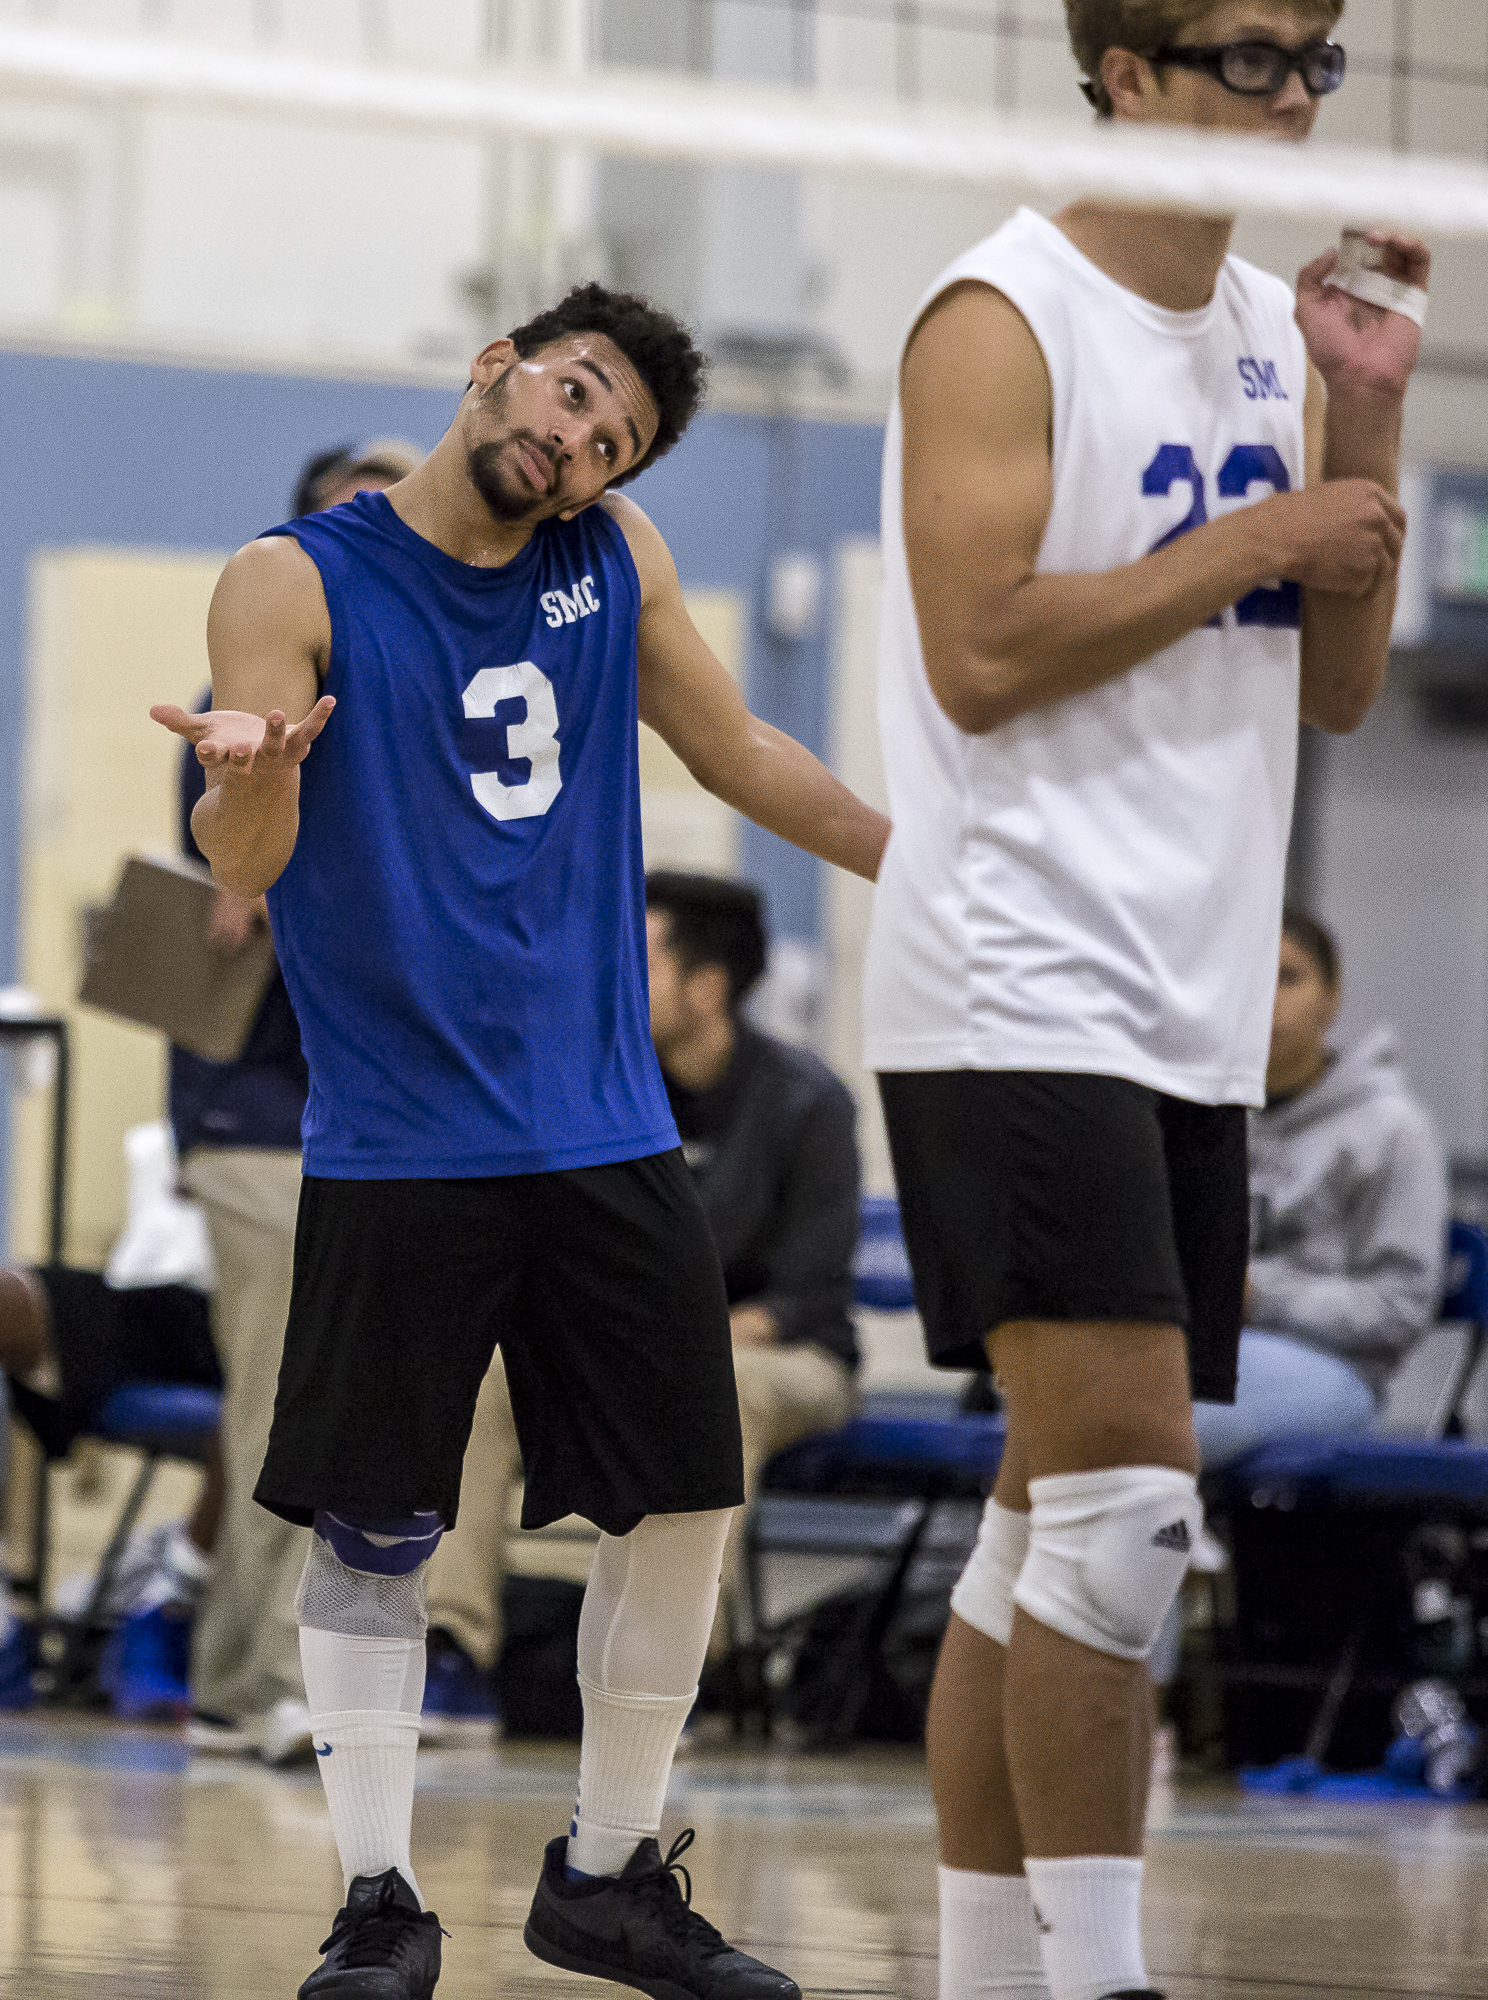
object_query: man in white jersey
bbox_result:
[862,5,1425,1998]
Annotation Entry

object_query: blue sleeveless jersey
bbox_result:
[262,490,678,1178]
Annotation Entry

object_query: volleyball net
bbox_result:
[1,18,1487,241]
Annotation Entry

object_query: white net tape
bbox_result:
[2,21,1488,240]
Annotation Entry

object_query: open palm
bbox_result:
[150,697,335,777]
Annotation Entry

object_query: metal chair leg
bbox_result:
[26,1440,52,1610]
[49,1451,159,1705]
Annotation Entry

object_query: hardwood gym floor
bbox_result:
[1,1716,1486,1999]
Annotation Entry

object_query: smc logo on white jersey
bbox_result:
[541,577,600,628]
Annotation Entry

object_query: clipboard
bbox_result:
[78,853,277,1063]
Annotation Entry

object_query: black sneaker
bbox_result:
[298,1868,444,1997]
[524,1829,800,1999]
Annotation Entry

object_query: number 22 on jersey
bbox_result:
[1142,441,1301,630]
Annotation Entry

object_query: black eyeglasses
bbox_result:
[1149,38,1347,98]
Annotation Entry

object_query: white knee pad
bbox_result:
[294,1529,431,1641]
[1013,1466,1201,1661]
[949,1498,1030,1647]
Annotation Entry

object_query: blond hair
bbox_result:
[1066,1,1346,116]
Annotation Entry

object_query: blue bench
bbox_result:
[1231,1433,1488,1508]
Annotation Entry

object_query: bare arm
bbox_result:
[1296,238,1428,733]
[606,495,890,882]
[902,283,1406,737]
[150,536,335,897]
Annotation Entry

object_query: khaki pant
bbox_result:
[184,1148,309,1721]
[425,1338,857,1672]
[718,1342,858,1649]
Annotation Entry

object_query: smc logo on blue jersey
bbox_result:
[1237,357,1289,401]
[540,576,600,627]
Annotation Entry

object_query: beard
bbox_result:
[466,373,553,523]
[467,439,544,522]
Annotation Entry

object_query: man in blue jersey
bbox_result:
[152,282,889,2000]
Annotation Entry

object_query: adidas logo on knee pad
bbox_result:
[1150,1519,1192,1555]
[1013,1467,1203,1660]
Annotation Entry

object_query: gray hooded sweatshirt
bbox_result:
[1247,1026,1448,1403]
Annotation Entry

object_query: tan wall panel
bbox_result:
[11,547,225,1265]
[638,586,743,874]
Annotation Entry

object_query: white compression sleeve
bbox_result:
[568,1508,733,1876]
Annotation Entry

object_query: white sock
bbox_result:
[938,1866,1050,1999]
[300,1627,426,1902]
[568,1678,695,1876]
[1022,1856,1146,2000]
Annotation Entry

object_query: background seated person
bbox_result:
[421,872,861,1718]
[0,1262,223,1704]
[1196,906,1448,1469]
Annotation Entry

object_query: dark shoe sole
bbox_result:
[297,1973,438,1999]
[297,1953,440,1998]
[524,1917,703,2000]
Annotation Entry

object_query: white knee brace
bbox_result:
[294,1526,432,1641]
[1013,1466,1201,1662]
[949,1498,1030,1647]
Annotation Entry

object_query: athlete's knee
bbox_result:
[950,1497,1030,1647]
[1013,1465,1202,1661]
[294,1507,445,1640]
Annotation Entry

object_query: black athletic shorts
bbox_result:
[254,1149,745,1540]
[14,1268,221,1456]
[877,1070,1248,1404]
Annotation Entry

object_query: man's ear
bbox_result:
[469,337,518,392]
[558,496,603,522]
[1102,46,1158,122]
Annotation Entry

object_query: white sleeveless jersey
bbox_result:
[862,207,1306,1106]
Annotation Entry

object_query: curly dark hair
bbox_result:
[507,282,708,486]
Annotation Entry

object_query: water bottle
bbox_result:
[1392,1679,1483,1795]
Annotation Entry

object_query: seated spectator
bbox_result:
[421,873,861,1720]
[1151,909,1450,1695]
[0,1263,223,1706]
[1196,906,1449,1467]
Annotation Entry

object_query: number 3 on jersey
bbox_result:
[463,662,563,821]
[1142,442,1301,630]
